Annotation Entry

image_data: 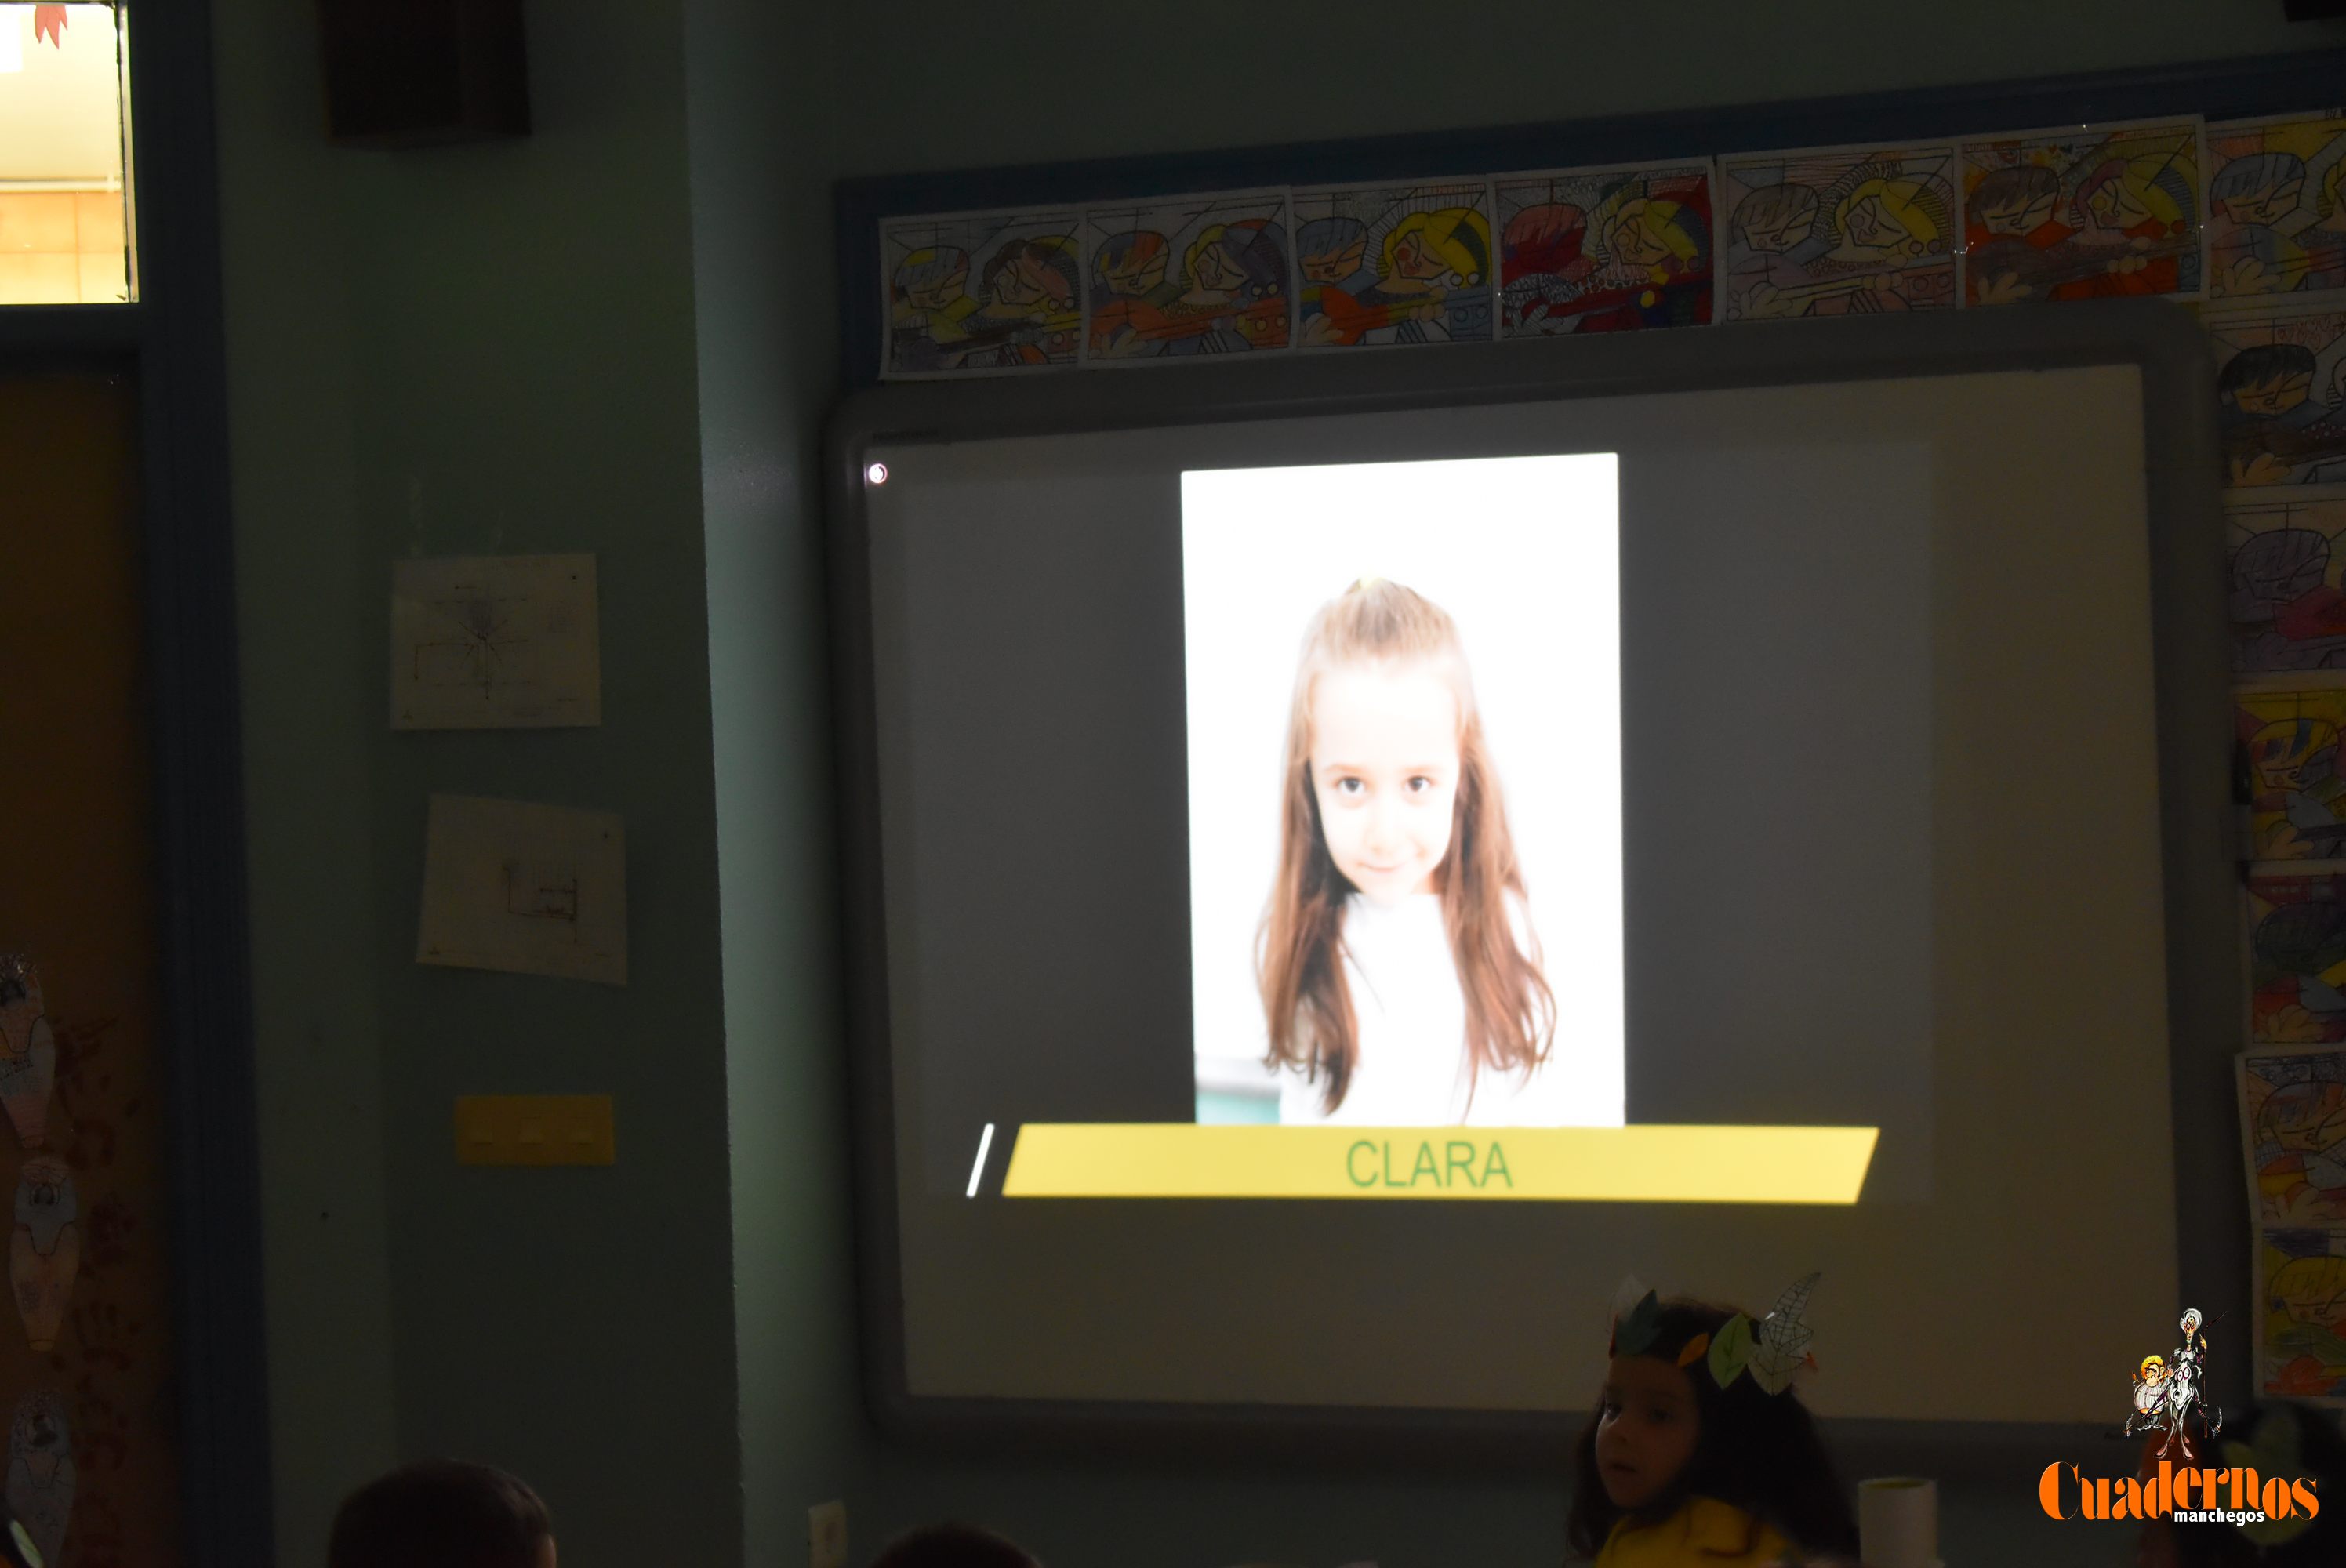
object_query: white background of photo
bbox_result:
[1181,455,1622,1118]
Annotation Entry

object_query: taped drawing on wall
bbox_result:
[2211,301,2346,488]
[2232,492,2346,673]
[2249,871,2346,1044]
[1083,191,1291,361]
[2240,688,2346,861]
[1293,180,1494,349]
[883,209,1081,376]
[1719,143,1957,319]
[1959,119,2204,305]
[390,554,601,731]
[1494,161,1714,335]
[2207,111,2346,301]
[2257,1226,2346,1404]
[416,794,628,985]
[2241,1047,2346,1233]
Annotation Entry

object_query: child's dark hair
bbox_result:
[871,1523,1041,1568]
[328,1460,550,1568]
[1566,1299,1857,1561]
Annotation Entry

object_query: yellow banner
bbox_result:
[1000,1123,1878,1202]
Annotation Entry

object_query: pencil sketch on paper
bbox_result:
[505,859,581,927]
[416,795,626,985]
[390,554,601,730]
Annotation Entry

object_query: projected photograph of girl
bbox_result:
[1182,458,1625,1129]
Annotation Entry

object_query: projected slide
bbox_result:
[862,408,1945,1207]
[1182,458,1625,1131]
[853,359,2181,1421]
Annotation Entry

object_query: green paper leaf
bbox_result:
[1709,1313,1755,1388]
[1749,1272,1821,1394]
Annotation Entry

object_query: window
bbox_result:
[0,4,133,304]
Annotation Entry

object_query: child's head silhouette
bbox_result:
[1568,1298,1857,1561]
[1258,578,1552,1112]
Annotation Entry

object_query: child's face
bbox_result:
[1307,663,1460,906]
[1594,1355,1700,1512]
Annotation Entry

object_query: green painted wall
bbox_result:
[213,1,2341,1565]
[218,4,744,1566]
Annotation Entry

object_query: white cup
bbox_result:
[1857,1475,1937,1568]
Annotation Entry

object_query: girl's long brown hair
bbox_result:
[1257,579,1554,1113]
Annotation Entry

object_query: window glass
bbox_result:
[0,5,133,305]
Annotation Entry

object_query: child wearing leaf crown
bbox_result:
[1568,1284,1858,1567]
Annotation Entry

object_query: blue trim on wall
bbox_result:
[0,2,276,1563]
[833,44,2346,389]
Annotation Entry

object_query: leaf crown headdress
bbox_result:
[1608,1272,1822,1396]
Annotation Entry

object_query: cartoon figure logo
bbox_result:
[2123,1308,2226,1459]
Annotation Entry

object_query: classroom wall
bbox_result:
[209,1,2341,1566]
[216,4,749,1566]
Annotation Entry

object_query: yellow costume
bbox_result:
[1595,1496,1791,1567]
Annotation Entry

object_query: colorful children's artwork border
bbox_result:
[2231,491,2346,674]
[882,208,1083,377]
[2254,1225,2346,1404]
[870,114,2255,376]
[1717,142,1956,320]
[1080,191,1294,362]
[1291,179,1494,350]
[1956,119,2205,307]
[1492,160,1714,336]
[2206,110,2346,303]
[2209,301,2346,489]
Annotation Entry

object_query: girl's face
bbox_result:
[1307,662,1460,906]
[1594,1355,1701,1512]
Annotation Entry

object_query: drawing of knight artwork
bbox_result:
[1960,120,2203,305]
[1495,162,1712,335]
[1719,144,1957,319]
[1294,181,1494,348]
[883,209,1081,376]
[2206,111,2346,301]
[1083,193,1291,361]
[2210,301,2346,488]
[2126,1308,2225,1459]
